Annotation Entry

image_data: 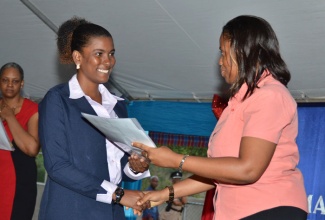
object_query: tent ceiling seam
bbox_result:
[154,0,202,50]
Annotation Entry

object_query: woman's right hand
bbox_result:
[0,104,15,120]
[120,190,150,214]
[138,189,169,208]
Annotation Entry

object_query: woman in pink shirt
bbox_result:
[132,15,308,219]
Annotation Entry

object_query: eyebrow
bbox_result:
[93,48,115,53]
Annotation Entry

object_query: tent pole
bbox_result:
[20,0,58,33]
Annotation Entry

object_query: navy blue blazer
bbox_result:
[39,83,133,220]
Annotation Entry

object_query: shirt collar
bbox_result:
[68,74,124,103]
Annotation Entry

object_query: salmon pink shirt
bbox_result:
[208,73,308,219]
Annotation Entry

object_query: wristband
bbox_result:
[113,187,124,204]
[178,155,189,173]
[165,185,174,203]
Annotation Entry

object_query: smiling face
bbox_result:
[74,36,116,88]
[0,67,24,98]
[218,34,238,84]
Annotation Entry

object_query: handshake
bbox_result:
[120,149,175,215]
[117,142,184,215]
[114,188,166,215]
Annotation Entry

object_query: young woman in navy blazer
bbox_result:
[39,17,149,220]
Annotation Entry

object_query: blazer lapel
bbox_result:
[71,97,97,116]
[114,100,128,118]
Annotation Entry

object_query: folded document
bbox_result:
[0,122,14,151]
[81,113,156,155]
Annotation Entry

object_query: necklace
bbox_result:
[1,97,22,113]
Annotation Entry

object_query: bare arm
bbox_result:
[2,108,40,157]
[174,195,187,206]
[180,196,187,205]
[138,175,214,207]
[133,136,276,184]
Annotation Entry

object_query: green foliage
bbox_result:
[36,153,46,183]
[169,145,207,157]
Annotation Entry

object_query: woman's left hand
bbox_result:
[128,152,150,173]
[132,142,183,169]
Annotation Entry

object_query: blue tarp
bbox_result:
[296,104,325,219]
[128,101,217,136]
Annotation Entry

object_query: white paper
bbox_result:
[0,122,14,151]
[81,113,156,154]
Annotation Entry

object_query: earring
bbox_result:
[76,64,80,69]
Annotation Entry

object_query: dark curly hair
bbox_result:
[222,15,291,100]
[57,16,112,64]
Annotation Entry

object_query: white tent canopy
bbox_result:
[1,0,325,102]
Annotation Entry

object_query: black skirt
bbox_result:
[241,206,307,220]
[10,141,37,220]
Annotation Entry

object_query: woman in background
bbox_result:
[0,62,40,220]
[134,15,308,220]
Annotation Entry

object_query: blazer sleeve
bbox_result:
[39,89,105,199]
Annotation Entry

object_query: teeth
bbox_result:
[98,69,109,73]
